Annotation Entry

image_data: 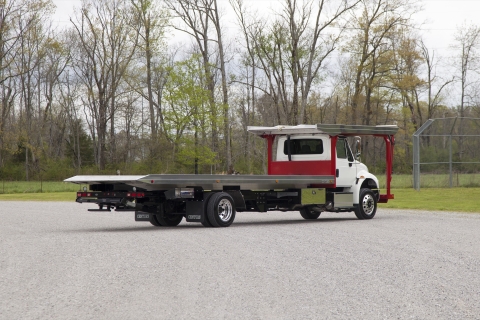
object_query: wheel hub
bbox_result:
[217,199,233,222]
[362,194,375,215]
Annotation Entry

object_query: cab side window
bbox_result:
[284,139,323,155]
[336,138,347,159]
[346,142,354,162]
[337,138,354,162]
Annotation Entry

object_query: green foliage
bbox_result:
[0,162,25,180]
[391,145,411,174]
[64,129,95,167]
[160,55,222,173]
[42,158,76,180]
[231,156,266,175]
[163,56,212,143]
[128,160,165,175]
[176,140,217,172]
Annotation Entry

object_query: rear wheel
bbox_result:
[149,213,162,226]
[201,193,214,227]
[150,204,184,227]
[152,201,184,226]
[207,192,236,227]
[155,213,183,226]
[354,188,377,220]
[299,207,321,220]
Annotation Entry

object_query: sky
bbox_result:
[50,0,480,106]
[51,0,480,56]
[417,0,480,54]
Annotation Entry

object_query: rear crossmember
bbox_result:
[76,191,146,212]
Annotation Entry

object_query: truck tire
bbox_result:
[149,214,161,226]
[201,193,214,227]
[207,192,236,227]
[150,213,183,227]
[354,188,377,220]
[299,207,321,220]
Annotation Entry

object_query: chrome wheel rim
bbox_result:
[218,199,233,222]
[362,194,375,215]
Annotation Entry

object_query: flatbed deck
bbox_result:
[64,174,336,190]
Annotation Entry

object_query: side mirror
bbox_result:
[354,136,361,159]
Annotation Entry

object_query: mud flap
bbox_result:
[185,201,204,222]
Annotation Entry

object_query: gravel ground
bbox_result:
[1,201,480,319]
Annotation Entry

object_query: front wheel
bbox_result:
[207,192,236,227]
[354,188,377,220]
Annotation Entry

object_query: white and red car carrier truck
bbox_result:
[65,123,398,227]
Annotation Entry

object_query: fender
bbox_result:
[346,170,379,204]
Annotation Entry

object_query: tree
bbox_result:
[129,0,168,142]
[162,56,215,173]
[233,0,358,125]
[60,69,88,171]
[419,40,454,122]
[40,32,70,159]
[452,23,480,159]
[453,24,480,118]
[165,0,232,172]
[16,0,55,180]
[0,0,27,167]
[346,0,418,125]
[389,32,424,130]
[70,0,138,170]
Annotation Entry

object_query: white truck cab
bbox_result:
[273,132,379,206]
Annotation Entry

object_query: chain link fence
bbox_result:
[413,117,480,190]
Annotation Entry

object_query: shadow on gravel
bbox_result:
[64,225,199,233]
[231,217,357,228]
[64,217,360,233]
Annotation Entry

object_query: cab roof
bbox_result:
[247,124,399,136]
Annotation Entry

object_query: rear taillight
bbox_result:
[77,192,91,197]
[127,192,145,198]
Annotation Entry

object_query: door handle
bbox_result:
[336,169,339,177]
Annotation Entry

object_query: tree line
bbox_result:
[1,0,480,181]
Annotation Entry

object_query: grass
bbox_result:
[376,173,480,189]
[379,188,480,213]
[0,181,85,194]
[0,192,76,201]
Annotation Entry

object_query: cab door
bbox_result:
[336,137,357,187]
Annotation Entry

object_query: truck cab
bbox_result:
[273,133,376,208]
[275,133,370,186]
[248,124,398,219]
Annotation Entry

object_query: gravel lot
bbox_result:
[1,201,480,319]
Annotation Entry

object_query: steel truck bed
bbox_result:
[65,174,335,190]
